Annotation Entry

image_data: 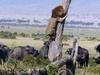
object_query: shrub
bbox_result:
[13,32,18,36]
[34,37,40,40]
[47,64,58,75]
[88,37,96,41]
[0,31,16,39]
[31,33,44,39]
[1,55,50,73]
[22,55,50,68]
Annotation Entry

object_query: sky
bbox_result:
[0,0,100,18]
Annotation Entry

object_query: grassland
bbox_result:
[1,26,100,38]
[0,26,100,54]
[0,26,100,74]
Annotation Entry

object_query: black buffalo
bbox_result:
[0,44,10,64]
[96,44,100,53]
[9,45,39,60]
[93,44,100,64]
[66,46,89,68]
[93,56,100,64]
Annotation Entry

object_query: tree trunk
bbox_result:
[73,37,79,64]
[48,0,71,62]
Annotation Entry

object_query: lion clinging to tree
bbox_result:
[45,5,67,42]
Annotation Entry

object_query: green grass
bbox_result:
[1,26,100,38]
[0,26,45,34]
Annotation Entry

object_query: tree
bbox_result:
[48,0,71,62]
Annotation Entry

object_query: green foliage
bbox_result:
[0,55,50,73]
[3,59,24,71]
[0,31,16,39]
[88,65,100,75]
[32,33,45,40]
[22,55,50,68]
[13,32,18,36]
[87,58,100,75]
[85,37,97,41]
[34,37,40,40]
[63,35,73,41]
[47,64,58,75]
[19,32,29,37]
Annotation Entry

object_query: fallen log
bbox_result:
[46,55,75,75]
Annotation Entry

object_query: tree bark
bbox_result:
[52,55,72,68]
[73,37,79,64]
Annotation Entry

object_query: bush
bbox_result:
[13,32,18,36]
[1,55,50,73]
[34,37,40,40]
[32,33,44,39]
[63,35,73,41]
[0,31,16,39]
[86,37,97,41]
[47,64,58,75]
[22,55,50,68]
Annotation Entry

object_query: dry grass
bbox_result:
[0,37,43,50]
[0,37,99,55]
[0,27,100,75]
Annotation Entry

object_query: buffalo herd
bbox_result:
[0,43,49,62]
[0,43,100,68]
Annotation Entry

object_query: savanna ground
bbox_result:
[0,26,100,75]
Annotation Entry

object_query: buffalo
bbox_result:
[0,43,10,64]
[93,44,100,64]
[25,45,39,56]
[9,45,39,60]
[93,56,100,64]
[96,44,100,53]
[66,46,89,68]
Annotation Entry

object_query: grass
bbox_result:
[0,26,100,74]
[0,55,50,73]
[1,26,100,38]
[0,37,99,55]
[0,37,43,49]
[0,26,45,34]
